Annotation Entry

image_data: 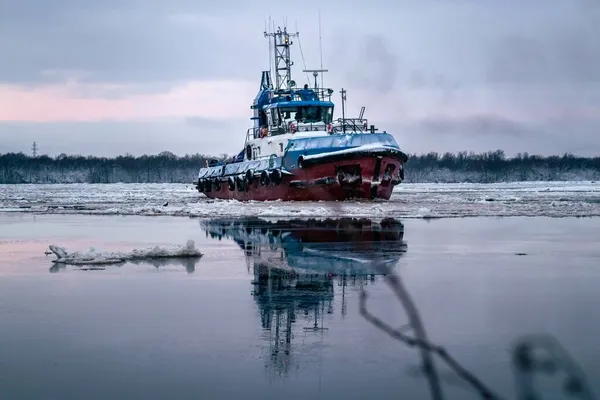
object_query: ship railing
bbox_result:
[246,119,376,143]
[313,87,334,102]
[246,123,329,142]
[333,118,375,134]
[273,87,335,102]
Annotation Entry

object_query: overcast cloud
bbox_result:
[1,0,599,157]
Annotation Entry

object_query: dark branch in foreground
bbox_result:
[359,274,505,400]
[360,269,598,400]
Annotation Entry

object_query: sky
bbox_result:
[1,0,599,157]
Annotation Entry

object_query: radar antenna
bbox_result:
[302,69,329,91]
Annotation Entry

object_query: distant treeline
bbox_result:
[1,150,599,184]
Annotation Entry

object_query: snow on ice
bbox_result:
[48,240,203,265]
[1,181,599,219]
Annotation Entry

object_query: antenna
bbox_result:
[340,89,347,133]
[359,106,365,120]
[318,10,324,91]
[267,16,273,80]
[295,20,311,86]
[31,141,38,158]
[302,69,328,91]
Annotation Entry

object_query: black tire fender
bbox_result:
[236,175,245,191]
[246,169,255,184]
[260,170,270,186]
[270,169,282,185]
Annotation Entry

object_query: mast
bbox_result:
[264,27,299,91]
[340,88,347,133]
[318,10,324,91]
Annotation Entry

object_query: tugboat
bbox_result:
[195,27,408,201]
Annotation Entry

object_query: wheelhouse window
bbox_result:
[270,109,280,126]
[277,106,333,124]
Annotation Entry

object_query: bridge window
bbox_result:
[277,106,333,124]
[270,109,280,126]
[301,106,333,123]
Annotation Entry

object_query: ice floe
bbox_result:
[47,240,203,265]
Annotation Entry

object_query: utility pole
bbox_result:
[340,89,346,134]
[31,142,38,158]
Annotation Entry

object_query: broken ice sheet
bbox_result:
[47,240,203,265]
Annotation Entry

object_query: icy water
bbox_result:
[1,212,599,400]
[1,181,600,218]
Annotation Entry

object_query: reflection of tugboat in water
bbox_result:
[200,217,407,377]
[202,217,407,275]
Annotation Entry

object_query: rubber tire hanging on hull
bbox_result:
[270,169,282,185]
[228,176,235,191]
[236,175,245,192]
[260,170,270,186]
[246,169,255,185]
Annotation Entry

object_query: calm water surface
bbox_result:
[0,213,599,400]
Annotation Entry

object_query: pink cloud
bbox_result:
[2,79,598,126]
[0,80,257,122]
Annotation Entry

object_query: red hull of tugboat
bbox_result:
[201,155,403,201]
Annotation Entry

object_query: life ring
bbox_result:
[270,169,282,185]
[260,170,270,186]
[290,122,297,134]
[228,176,236,191]
[245,144,252,160]
[327,123,333,134]
[260,127,268,138]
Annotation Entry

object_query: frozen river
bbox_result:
[1,181,600,218]
[1,210,600,399]
[1,181,599,399]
